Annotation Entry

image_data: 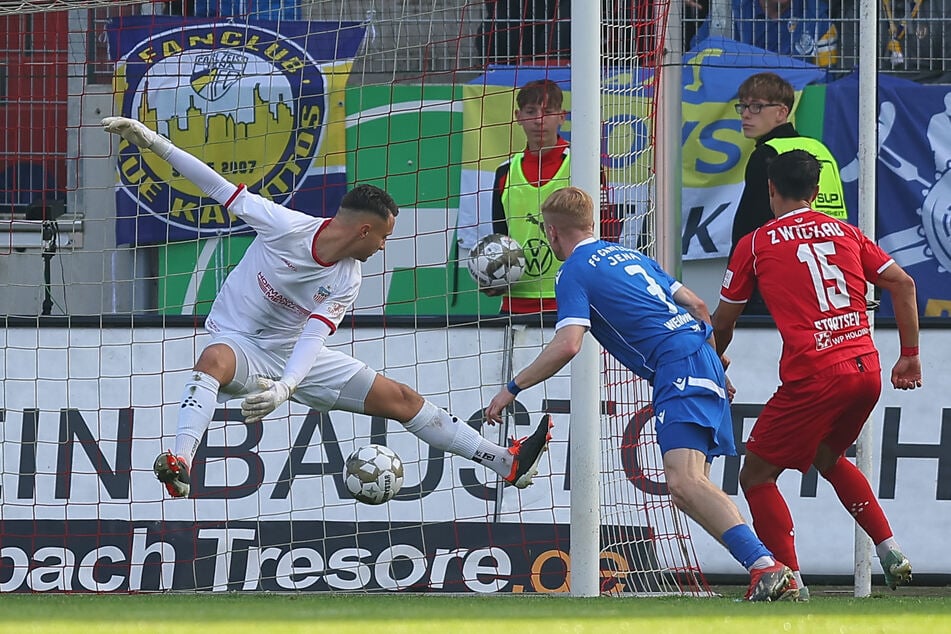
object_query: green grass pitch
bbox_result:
[2,591,951,634]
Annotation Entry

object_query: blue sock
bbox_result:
[722,524,773,570]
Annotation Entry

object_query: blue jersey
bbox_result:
[555,238,712,382]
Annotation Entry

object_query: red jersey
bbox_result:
[720,208,894,382]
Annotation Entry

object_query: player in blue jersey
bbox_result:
[485,186,798,602]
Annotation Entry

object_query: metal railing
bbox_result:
[79,1,951,78]
[692,0,950,76]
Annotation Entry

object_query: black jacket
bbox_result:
[730,122,801,254]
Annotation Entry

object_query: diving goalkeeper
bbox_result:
[102,116,552,499]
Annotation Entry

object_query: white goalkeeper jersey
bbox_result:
[204,185,361,349]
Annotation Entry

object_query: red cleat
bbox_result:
[153,450,191,498]
[745,562,798,601]
[504,415,553,489]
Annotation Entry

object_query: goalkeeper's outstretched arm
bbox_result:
[102,116,238,206]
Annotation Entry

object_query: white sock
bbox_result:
[749,556,776,570]
[404,401,512,477]
[876,536,901,561]
[173,371,220,465]
[793,570,805,588]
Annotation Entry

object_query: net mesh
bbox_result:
[9,0,948,595]
[0,0,709,594]
[0,0,154,15]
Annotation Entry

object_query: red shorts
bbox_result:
[745,352,882,473]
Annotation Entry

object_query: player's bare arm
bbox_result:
[875,262,922,390]
[711,301,745,357]
[485,324,585,424]
[676,286,735,400]
[712,298,741,410]
[673,285,730,369]
[673,285,711,324]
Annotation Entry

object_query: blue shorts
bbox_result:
[652,345,736,459]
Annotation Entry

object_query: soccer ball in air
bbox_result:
[467,233,526,289]
[344,444,404,505]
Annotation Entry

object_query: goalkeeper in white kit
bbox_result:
[102,116,552,499]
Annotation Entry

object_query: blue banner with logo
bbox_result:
[824,73,951,318]
[108,17,364,246]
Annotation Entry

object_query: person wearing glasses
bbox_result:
[731,72,846,315]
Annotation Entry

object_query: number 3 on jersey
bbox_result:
[624,264,678,314]
[796,241,849,311]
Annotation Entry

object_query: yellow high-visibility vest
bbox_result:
[500,150,570,299]
[764,136,848,221]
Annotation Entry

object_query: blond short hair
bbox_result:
[541,186,593,230]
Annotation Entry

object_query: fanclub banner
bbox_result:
[824,72,951,318]
[455,38,825,259]
[108,17,364,246]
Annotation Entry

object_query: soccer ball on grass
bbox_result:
[344,444,404,505]
[467,233,526,289]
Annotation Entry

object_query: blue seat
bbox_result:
[192,0,302,20]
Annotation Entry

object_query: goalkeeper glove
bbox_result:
[241,377,295,424]
[101,116,173,159]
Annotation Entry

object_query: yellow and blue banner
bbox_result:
[108,17,364,245]
[456,66,569,251]
[680,37,825,259]
[456,65,653,250]
[457,38,826,260]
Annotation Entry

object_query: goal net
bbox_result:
[0,0,710,595]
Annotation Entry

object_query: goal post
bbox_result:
[853,0,879,599]
[567,0,602,598]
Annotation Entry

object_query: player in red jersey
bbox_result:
[712,150,922,599]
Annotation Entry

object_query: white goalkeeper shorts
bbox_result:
[210,333,377,414]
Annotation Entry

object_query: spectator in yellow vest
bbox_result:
[484,79,620,314]
[483,79,567,314]
[731,72,847,315]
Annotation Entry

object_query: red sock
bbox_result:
[744,482,799,570]
[822,457,893,544]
